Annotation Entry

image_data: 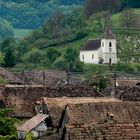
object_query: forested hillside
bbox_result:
[0,0,85,29]
[0,0,139,29]
[0,0,139,73]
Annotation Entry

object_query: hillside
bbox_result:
[0,0,85,29]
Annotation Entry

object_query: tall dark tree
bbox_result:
[0,39,16,67]
[121,8,138,29]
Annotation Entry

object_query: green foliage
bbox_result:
[0,77,8,84]
[116,62,140,73]
[0,135,17,140]
[64,47,84,72]
[53,57,67,70]
[25,132,34,140]
[23,48,44,68]
[0,39,17,68]
[46,48,61,63]
[0,0,84,29]
[0,109,18,138]
[120,8,139,29]
[0,51,4,66]
[0,18,14,40]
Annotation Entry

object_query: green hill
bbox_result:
[0,0,85,29]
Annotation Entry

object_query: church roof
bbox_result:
[80,39,101,51]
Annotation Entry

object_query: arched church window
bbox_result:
[109,42,112,52]
[109,42,112,47]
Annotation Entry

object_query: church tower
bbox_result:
[100,12,117,64]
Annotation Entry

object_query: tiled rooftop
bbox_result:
[66,121,140,140]
[66,102,140,124]
[17,114,48,132]
[42,97,120,127]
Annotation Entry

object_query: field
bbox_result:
[14,28,33,39]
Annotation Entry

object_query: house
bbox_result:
[39,97,120,129]
[17,114,48,139]
[62,102,140,140]
[80,19,117,64]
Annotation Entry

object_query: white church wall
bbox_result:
[102,53,117,64]
[101,39,116,53]
[80,50,99,64]
[101,39,117,64]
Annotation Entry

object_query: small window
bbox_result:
[82,55,84,60]
[109,42,112,47]
[92,54,94,59]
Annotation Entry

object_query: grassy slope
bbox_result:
[14,29,33,39]
[57,9,140,63]
[111,9,140,29]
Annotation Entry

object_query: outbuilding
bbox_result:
[17,114,48,139]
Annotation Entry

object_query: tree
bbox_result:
[0,39,17,68]
[46,47,61,63]
[85,0,121,18]
[0,108,18,139]
[121,0,140,8]
[64,47,83,72]
[121,8,138,29]
[0,18,14,40]
[23,48,44,68]
[0,51,4,66]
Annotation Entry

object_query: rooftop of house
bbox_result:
[66,102,140,125]
[41,97,120,127]
[117,80,140,87]
[66,121,140,140]
[42,97,120,107]
[80,39,101,51]
[17,114,48,132]
[2,85,101,119]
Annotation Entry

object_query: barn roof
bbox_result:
[66,121,140,140]
[117,80,140,87]
[80,39,101,51]
[42,97,120,127]
[66,102,140,125]
[17,114,48,132]
[42,97,120,107]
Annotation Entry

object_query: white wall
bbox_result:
[101,39,116,53]
[80,50,99,64]
[101,39,117,64]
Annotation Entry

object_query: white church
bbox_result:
[80,22,117,64]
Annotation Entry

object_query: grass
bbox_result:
[111,8,140,29]
[14,28,33,39]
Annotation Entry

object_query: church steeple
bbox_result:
[102,11,114,39]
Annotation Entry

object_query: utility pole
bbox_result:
[113,71,117,97]
[43,72,45,87]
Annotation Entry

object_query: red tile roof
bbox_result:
[17,114,48,132]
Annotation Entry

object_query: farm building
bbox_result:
[17,114,48,139]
